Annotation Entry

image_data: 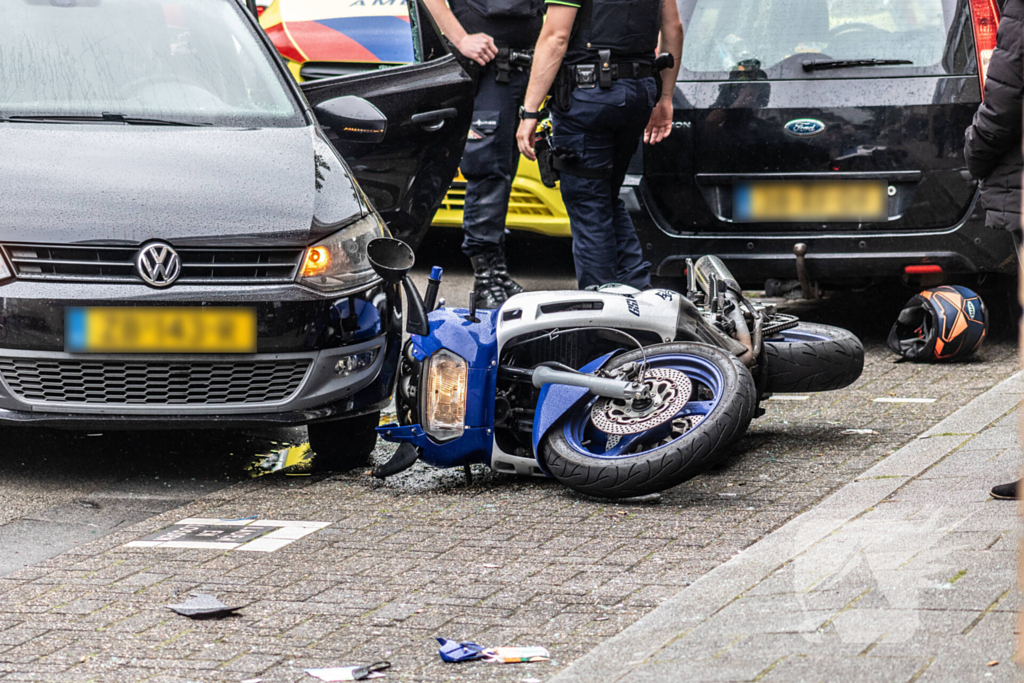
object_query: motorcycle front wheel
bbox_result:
[541,342,757,499]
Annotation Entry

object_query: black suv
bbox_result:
[628,0,1015,291]
[0,0,472,468]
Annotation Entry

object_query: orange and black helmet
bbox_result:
[887,286,987,362]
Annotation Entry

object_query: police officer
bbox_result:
[515,0,682,290]
[423,0,544,308]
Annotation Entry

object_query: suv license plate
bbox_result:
[65,307,257,354]
[735,181,887,222]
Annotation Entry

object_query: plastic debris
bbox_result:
[437,638,487,662]
[247,443,314,478]
[305,662,390,681]
[841,429,877,435]
[438,639,549,664]
[166,593,243,619]
[486,647,550,663]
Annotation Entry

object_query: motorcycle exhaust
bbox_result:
[693,254,740,300]
[693,255,758,366]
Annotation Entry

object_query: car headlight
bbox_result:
[298,212,388,292]
[424,349,468,441]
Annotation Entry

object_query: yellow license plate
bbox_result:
[735,181,887,222]
[65,307,256,354]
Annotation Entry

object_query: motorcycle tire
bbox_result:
[541,342,758,499]
[762,323,864,394]
[307,411,380,472]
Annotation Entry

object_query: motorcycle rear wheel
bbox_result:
[762,322,864,394]
[542,342,757,499]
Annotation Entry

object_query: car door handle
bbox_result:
[411,108,458,131]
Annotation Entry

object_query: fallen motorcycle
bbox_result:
[369,238,863,499]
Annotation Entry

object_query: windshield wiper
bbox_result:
[803,58,913,72]
[1,113,211,126]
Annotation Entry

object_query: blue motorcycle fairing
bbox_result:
[375,423,494,468]
[376,423,425,442]
[380,306,499,468]
[409,307,501,369]
[531,351,619,476]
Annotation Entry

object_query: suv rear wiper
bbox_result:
[803,59,912,72]
[1,113,211,126]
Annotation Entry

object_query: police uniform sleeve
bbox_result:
[546,0,580,7]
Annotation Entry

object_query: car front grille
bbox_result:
[1,243,304,285]
[0,358,311,406]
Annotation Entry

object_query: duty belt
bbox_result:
[495,46,533,83]
[574,49,654,89]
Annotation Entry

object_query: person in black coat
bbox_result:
[964,0,1023,501]
[965,0,1023,245]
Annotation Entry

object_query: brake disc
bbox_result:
[590,367,692,435]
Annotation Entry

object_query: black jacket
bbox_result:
[964,0,1024,232]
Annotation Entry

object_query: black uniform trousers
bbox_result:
[550,77,655,290]
[460,63,530,258]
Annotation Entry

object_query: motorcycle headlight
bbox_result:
[298,212,388,292]
[424,349,468,441]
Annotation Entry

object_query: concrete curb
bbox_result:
[549,372,1024,683]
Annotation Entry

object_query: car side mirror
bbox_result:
[313,96,387,144]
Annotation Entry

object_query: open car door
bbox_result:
[301,0,473,249]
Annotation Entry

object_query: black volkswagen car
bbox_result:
[0,0,472,468]
[630,0,1015,292]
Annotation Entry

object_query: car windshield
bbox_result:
[0,0,304,127]
[676,0,971,80]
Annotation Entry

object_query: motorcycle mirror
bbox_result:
[366,238,430,336]
[367,238,415,285]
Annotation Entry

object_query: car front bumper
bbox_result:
[0,280,401,429]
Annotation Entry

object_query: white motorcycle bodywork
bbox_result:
[491,287,685,476]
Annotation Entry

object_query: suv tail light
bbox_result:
[969,0,1001,97]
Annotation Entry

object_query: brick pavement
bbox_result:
[552,374,1024,683]
[0,338,1017,682]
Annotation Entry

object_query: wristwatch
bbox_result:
[519,107,540,120]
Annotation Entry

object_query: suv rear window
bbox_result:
[677,0,975,80]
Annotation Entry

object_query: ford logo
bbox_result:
[784,118,826,136]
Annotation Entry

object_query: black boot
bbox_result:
[491,250,524,298]
[470,254,508,309]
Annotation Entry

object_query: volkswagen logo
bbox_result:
[784,118,826,137]
[135,242,181,288]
